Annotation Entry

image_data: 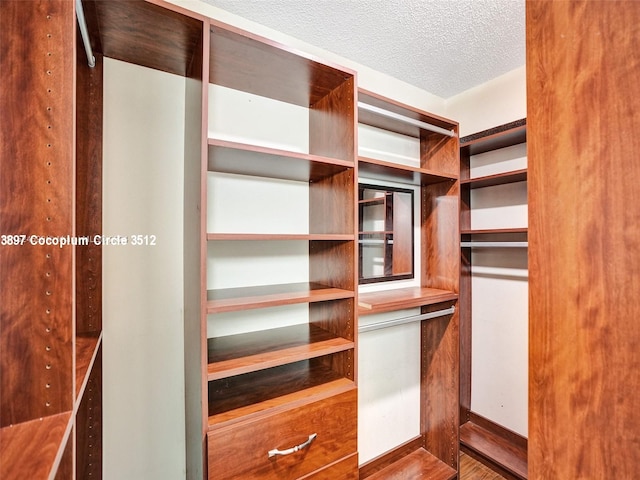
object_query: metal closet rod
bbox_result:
[358,102,456,138]
[76,0,96,68]
[358,305,455,333]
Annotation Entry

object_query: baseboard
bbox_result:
[459,413,527,480]
[358,436,423,479]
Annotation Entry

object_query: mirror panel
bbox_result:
[358,184,414,284]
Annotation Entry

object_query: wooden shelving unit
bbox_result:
[357,89,460,479]
[459,119,528,480]
[202,17,358,480]
[1,2,104,478]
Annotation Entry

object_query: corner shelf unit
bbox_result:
[356,89,460,480]
[459,119,528,480]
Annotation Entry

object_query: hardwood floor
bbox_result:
[460,452,506,480]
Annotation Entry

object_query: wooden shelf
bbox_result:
[462,169,527,189]
[358,89,457,139]
[461,228,528,235]
[365,448,457,480]
[207,282,354,313]
[358,286,458,315]
[206,233,354,241]
[208,360,354,427]
[208,138,353,182]
[359,156,457,186]
[460,421,527,480]
[83,1,204,77]
[460,119,527,156]
[207,323,354,380]
[75,333,102,399]
[0,413,72,480]
[210,21,353,108]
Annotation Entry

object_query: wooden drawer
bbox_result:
[208,389,357,479]
[299,453,359,479]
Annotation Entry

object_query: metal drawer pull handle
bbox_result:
[268,433,317,458]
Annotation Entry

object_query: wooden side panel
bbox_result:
[422,180,460,293]
[76,346,102,479]
[309,77,356,162]
[421,303,459,470]
[76,46,103,335]
[185,18,208,480]
[421,131,459,177]
[0,0,75,426]
[309,169,355,236]
[527,1,640,478]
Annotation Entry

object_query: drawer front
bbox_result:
[299,453,358,480]
[208,389,357,479]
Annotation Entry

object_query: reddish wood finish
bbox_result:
[309,77,356,162]
[0,413,71,480]
[366,448,457,480]
[460,120,526,157]
[0,0,74,426]
[310,169,355,236]
[359,156,457,187]
[460,420,526,480]
[207,139,353,182]
[208,361,354,425]
[76,346,102,479]
[423,181,460,293]
[207,282,353,313]
[421,303,460,470]
[461,169,527,189]
[358,89,456,138]
[458,121,527,433]
[207,389,357,479]
[209,377,354,429]
[76,46,103,336]
[358,286,458,315]
[75,333,101,399]
[83,0,203,77]
[300,453,358,479]
[54,433,74,480]
[209,20,353,108]
[527,1,640,478]
[208,324,353,380]
[359,436,424,478]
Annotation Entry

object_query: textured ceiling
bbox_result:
[201,0,525,99]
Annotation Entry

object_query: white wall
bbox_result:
[103,58,187,479]
[447,69,528,436]
[446,66,526,137]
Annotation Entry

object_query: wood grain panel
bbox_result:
[365,447,457,480]
[309,169,355,236]
[0,413,71,480]
[208,389,356,479]
[300,453,358,479]
[209,20,351,107]
[84,0,203,76]
[309,77,356,162]
[207,324,353,380]
[358,286,457,315]
[422,180,460,293]
[421,129,459,177]
[76,45,103,335]
[76,346,102,479]
[309,239,355,290]
[421,305,459,470]
[527,1,640,478]
[0,0,74,426]
[359,436,424,478]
